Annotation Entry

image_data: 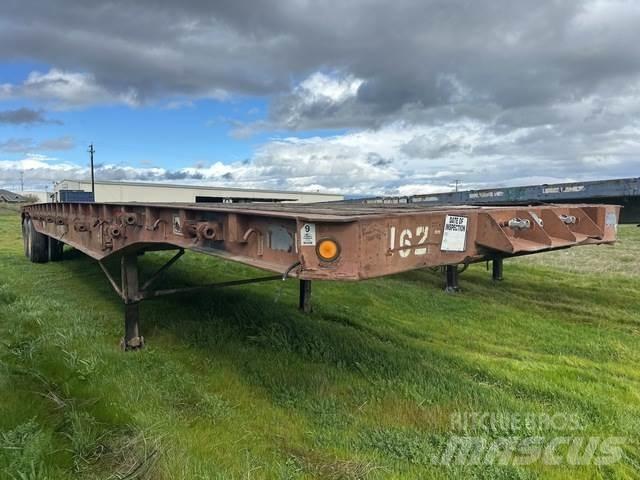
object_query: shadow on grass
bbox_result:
[51,249,487,400]
[48,246,640,423]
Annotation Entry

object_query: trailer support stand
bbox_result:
[123,303,141,350]
[299,279,312,313]
[492,257,504,282]
[444,265,459,293]
[121,253,144,350]
[98,250,284,349]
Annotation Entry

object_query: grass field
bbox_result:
[1,207,639,479]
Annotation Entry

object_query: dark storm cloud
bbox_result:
[2,0,639,114]
[367,153,393,167]
[0,108,60,125]
[38,136,75,151]
[0,135,74,152]
[91,166,205,182]
[1,0,639,192]
[0,138,33,153]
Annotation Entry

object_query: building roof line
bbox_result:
[56,179,341,197]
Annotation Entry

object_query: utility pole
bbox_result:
[19,170,24,192]
[454,179,460,192]
[88,144,95,197]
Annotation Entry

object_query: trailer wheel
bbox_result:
[48,237,64,262]
[25,218,49,263]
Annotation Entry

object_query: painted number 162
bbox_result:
[389,226,429,257]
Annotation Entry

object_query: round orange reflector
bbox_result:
[316,239,340,261]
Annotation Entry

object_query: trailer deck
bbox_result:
[20,201,620,349]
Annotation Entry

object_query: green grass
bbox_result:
[0,211,639,479]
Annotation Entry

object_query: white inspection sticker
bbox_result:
[441,215,468,252]
[172,214,182,235]
[300,223,316,246]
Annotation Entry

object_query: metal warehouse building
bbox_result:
[53,179,343,204]
[0,189,25,203]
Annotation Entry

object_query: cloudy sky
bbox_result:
[1,0,639,196]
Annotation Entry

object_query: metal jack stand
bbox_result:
[99,248,284,351]
[121,254,144,350]
[299,279,312,313]
[444,265,459,293]
[492,257,504,281]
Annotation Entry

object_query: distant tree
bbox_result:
[22,194,41,203]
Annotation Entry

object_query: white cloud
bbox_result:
[396,184,455,196]
[5,115,639,195]
[233,71,368,135]
[1,69,140,109]
[297,72,363,104]
[0,154,79,191]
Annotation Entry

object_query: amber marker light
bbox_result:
[316,238,340,261]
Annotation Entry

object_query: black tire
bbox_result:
[48,237,64,262]
[26,218,49,263]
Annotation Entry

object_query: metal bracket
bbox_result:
[140,248,184,291]
[98,260,125,300]
[242,228,264,256]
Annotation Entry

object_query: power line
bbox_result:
[88,143,96,196]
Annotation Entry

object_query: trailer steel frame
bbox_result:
[21,201,620,350]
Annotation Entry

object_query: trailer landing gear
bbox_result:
[23,217,49,263]
[121,254,144,351]
[299,279,312,313]
[98,249,285,351]
[122,304,144,351]
[444,265,459,293]
[492,257,504,282]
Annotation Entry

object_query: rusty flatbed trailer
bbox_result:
[20,201,619,350]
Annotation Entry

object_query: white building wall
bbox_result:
[22,191,51,203]
[54,180,343,204]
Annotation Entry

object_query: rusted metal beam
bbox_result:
[20,202,620,281]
